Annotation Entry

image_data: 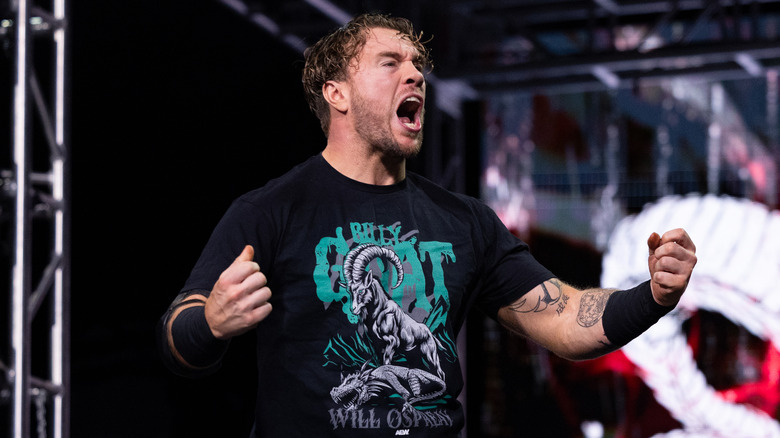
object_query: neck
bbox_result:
[322,142,406,186]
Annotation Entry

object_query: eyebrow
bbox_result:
[377,50,423,65]
[377,51,404,60]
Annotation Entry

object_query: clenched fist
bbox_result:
[647,228,697,307]
[204,245,273,339]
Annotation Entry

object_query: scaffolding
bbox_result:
[3,0,70,437]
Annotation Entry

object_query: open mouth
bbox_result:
[332,389,360,410]
[397,96,422,130]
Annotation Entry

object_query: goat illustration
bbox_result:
[341,244,445,380]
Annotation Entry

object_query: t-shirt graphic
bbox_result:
[313,221,458,430]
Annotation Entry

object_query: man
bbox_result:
[158,13,697,437]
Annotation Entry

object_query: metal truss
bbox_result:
[214,0,780,193]
[218,0,780,93]
[2,0,70,437]
[450,0,780,94]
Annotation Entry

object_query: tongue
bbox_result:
[397,100,418,125]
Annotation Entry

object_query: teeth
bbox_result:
[398,96,421,128]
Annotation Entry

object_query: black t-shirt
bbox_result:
[182,154,553,437]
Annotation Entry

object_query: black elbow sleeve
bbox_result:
[157,294,229,378]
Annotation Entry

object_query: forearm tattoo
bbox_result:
[577,290,614,328]
[508,279,564,314]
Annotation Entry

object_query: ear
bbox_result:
[362,274,373,289]
[322,80,349,113]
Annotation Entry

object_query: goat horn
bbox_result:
[347,244,404,289]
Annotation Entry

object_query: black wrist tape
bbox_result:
[602,280,675,347]
[170,305,230,368]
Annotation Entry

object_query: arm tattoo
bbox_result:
[556,294,569,316]
[577,290,613,328]
[507,279,563,314]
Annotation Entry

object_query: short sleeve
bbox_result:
[181,196,274,294]
[473,205,555,319]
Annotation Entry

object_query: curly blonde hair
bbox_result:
[302,13,432,136]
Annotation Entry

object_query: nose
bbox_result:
[403,61,425,88]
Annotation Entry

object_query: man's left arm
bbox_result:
[497,228,697,360]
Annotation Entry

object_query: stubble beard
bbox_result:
[352,90,423,160]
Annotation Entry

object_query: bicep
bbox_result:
[497,279,570,340]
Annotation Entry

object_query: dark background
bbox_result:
[68,1,322,436]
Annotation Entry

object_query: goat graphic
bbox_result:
[341,244,445,380]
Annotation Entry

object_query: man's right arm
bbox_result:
[157,291,228,377]
[157,245,273,377]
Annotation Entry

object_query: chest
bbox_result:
[266,198,480,333]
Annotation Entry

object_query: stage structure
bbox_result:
[2,0,70,437]
[215,0,780,192]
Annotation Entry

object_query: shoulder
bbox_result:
[236,154,327,207]
[406,172,495,218]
